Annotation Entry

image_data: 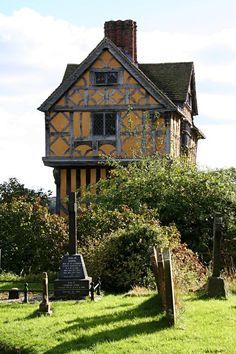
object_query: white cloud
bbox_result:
[0,8,235,193]
[198,93,236,121]
[197,124,236,168]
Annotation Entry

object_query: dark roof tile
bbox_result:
[138,62,193,103]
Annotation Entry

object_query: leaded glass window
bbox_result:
[94,72,118,85]
[92,113,117,137]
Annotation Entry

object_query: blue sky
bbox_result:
[0,0,236,193]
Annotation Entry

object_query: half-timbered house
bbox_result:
[39,20,204,214]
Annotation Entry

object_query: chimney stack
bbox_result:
[104,20,137,63]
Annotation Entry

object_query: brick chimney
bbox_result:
[104,20,137,63]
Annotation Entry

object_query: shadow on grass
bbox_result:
[24,309,41,319]
[44,295,167,354]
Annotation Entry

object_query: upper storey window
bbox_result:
[92,112,117,137]
[94,71,118,85]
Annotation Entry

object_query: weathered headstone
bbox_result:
[54,192,91,299]
[163,248,176,326]
[207,215,226,298]
[39,272,52,315]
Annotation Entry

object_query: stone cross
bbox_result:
[207,215,226,298]
[212,215,223,277]
[68,192,77,255]
[39,272,52,315]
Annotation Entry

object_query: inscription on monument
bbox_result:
[59,255,86,279]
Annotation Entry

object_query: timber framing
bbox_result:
[38,38,177,113]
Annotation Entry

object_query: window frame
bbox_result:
[91,112,117,139]
[90,68,123,86]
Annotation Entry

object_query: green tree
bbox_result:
[0,178,51,206]
[0,196,68,274]
[80,157,236,262]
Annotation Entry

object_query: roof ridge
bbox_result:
[139,62,194,65]
[38,37,178,112]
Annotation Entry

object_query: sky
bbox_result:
[0,0,236,194]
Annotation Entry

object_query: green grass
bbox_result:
[0,282,53,292]
[0,293,235,353]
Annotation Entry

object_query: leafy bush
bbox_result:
[0,197,68,274]
[81,219,180,292]
[172,243,207,293]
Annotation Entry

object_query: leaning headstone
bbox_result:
[39,272,52,315]
[54,192,91,299]
[163,248,176,326]
[207,215,226,298]
[151,247,166,310]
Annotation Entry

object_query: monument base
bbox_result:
[54,278,91,299]
[207,276,226,298]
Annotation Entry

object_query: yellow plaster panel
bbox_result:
[75,71,89,87]
[90,168,96,194]
[80,169,86,196]
[122,111,142,131]
[121,137,142,157]
[56,97,66,106]
[109,57,122,68]
[71,169,76,192]
[109,89,125,104]
[60,169,67,200]
[89,90,104,105]
[123,71,138,85]
[82,112,90,137]
[129,89,146,104]
[74,144,92,157]
[98,144,116,155]
[92,50,121,69]
[50,113,69,132]
[69,91,83,105]
[73,112,81,136]
[50,137,69,156]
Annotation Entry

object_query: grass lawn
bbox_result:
[0,293,235,353]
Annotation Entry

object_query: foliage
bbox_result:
[0,178,51,207]
[0,197,68,274]
[172,243,207,293]
[80,214,180,292]
[80,157,236,262]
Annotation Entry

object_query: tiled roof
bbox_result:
[138,62,193,103]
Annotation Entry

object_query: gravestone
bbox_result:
[54,192,91,299]
[39,272,52,315]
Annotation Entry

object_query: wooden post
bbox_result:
[39,272,52,315]
[163,248,176,326]
[68,192,77,255]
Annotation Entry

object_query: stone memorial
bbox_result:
[54,192,91,299]
[207,215,226,298]
[39,272,52,315]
